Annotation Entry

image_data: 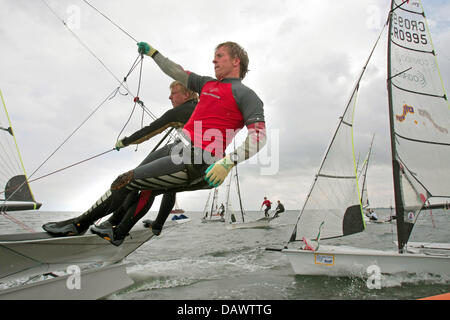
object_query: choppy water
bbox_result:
[1,208,449,301]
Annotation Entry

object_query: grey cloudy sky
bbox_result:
[0,0,449,213]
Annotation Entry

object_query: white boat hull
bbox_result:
[225,217,272,230]
[201,217,225,223]
[283,245,450,277]
[0,221,177,282]
[0,263,133,300]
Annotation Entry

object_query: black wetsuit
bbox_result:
[274,203,285,217]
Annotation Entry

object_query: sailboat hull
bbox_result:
[225,218,272,230]
[283,245,450,277]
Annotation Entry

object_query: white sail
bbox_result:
[290,84,363,241]
[288,15,390,243]
[0,90,41,211]
[387,0,450,250]
[358,134,375,209]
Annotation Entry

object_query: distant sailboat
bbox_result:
[202,188,225,223]
[280,0,450,277]
[170,199,185,214]
[225,165,271,230]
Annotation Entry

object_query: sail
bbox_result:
[289,84,363,242]
[359,134,375,209]
[387,0,450,251]
[288,20,389,243]
[0,90,41,211]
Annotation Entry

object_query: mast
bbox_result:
[224,170,236,223]
[234,165,245,222]
[387,0,406,254]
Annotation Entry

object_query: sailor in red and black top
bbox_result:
[43,42,267,245]
[261,197,272,218]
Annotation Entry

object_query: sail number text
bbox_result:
[391,13,428,45]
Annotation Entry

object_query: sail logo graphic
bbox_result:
[418,109,448,134]
[393,68,426,88]
[396,104,414,122]
[314,253,334,266]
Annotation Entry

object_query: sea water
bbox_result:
[0,208,449,300]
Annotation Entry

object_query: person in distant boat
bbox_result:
[273,200,285,218]
[386,205,396,222]
[368,209,378,221]
[43,41,266,245]
[42,81,198,239]
[219,203,225,217]
[260,197,272,218]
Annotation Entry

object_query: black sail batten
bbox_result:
[234,165,245,223]
[391,82,446,99]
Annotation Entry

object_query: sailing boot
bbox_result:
[42,218,89,236]
[42,186,128,236]
[142,220,162,236]
[90,223,124,246]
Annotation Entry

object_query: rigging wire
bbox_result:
[80,0,138,43]
[39,0,158,121]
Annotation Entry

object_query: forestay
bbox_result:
[387,0,450,251]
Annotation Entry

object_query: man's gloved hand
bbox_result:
[115,139,125,151]
[137,42,157,56]
[204,155,236,188]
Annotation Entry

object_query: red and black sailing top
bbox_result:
[183,73,265,157]
[262,199,272,209]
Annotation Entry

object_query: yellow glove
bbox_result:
[204,154,237,187]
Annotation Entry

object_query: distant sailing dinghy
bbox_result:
[281,0,450,277]
[201,188,225,223]
[224,166,271,230]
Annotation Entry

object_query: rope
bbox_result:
[80,0,138,43]
[28,149,115,184]
[39,0,158,121]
